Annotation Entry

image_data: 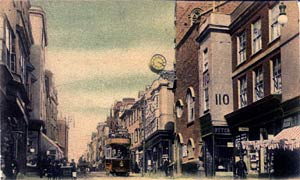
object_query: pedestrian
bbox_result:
[134,161,140,173]
[46,160,54,180]
[234,156,247,179]
[70,159,77,180]
[11,159,19,180]
[163,158,170,177]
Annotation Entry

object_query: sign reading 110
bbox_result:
[215,94,229,105]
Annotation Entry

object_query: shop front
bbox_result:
[144,130,174,174]
[27,119,45,171]
[41,133,64,160]
[200,113,233,177]
[225,95,283,177]
[242,125,300,178]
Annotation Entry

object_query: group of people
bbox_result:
[39,157,66,179]
[39,157,77,180]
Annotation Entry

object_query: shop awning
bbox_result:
[41,133,64,158]
[274,126,300,141]
[242,126,300,151]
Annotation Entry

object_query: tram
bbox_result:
[105,129,130,176]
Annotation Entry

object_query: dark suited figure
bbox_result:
[163,159,170,177]
[235,156,247,179]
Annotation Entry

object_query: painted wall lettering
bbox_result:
[215,94,230,105]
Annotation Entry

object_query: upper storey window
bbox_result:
[186,88,195,123]
[237,31,246,65]
[252,19,262,54]
[270,3,281,41]
[254,67,264,101]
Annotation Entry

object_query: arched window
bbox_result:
[187,138,195,159]
[186,87,195,123]
[175,99,184,118]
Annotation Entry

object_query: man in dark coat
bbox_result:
[163,159,170,177]
[235,156,247,179]
[70,159,77,180]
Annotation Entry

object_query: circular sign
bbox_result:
[149,54,167,73]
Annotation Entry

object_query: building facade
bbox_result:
[26,5,48,170]
[143,78,175,174]
[44,70,58,141]
[174,1,239,175]
[196,4,240,177]
[119,96,142,171]
[0,0,35,174]
[225,1,300,178]
[57,118,69,158]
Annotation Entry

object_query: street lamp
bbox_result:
[278,2,288,26]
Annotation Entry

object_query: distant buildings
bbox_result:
[45,70,59,141]
[57,118,69,158]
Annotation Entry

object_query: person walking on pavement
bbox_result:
[235,156,247,179]
[70,159,77,180]
[163,158,170,177]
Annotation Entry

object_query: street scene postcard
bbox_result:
[1,1,300,180]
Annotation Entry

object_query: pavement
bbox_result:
[13,171,300,180]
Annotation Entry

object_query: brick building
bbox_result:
[225,1,300,178]
[174,1,240,175]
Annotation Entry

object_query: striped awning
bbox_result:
[274,126,300,141]
[241,126,300,151]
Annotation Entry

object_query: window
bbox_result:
[254,67,264,101]
[203,48,208,72]
[134,129,138,143]
[252,19,262,54]
[5,23,16,71]
[270,3,280,41]
[239,76,247,108]
[175,99,183,118]
[187,139,195,159]
[19,45,26,82]
[186,89,195,123]
[237,31,246,64]
[271,56,281,94]
[203,72,209,111]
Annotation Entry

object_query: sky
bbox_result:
[32,0,175,160]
